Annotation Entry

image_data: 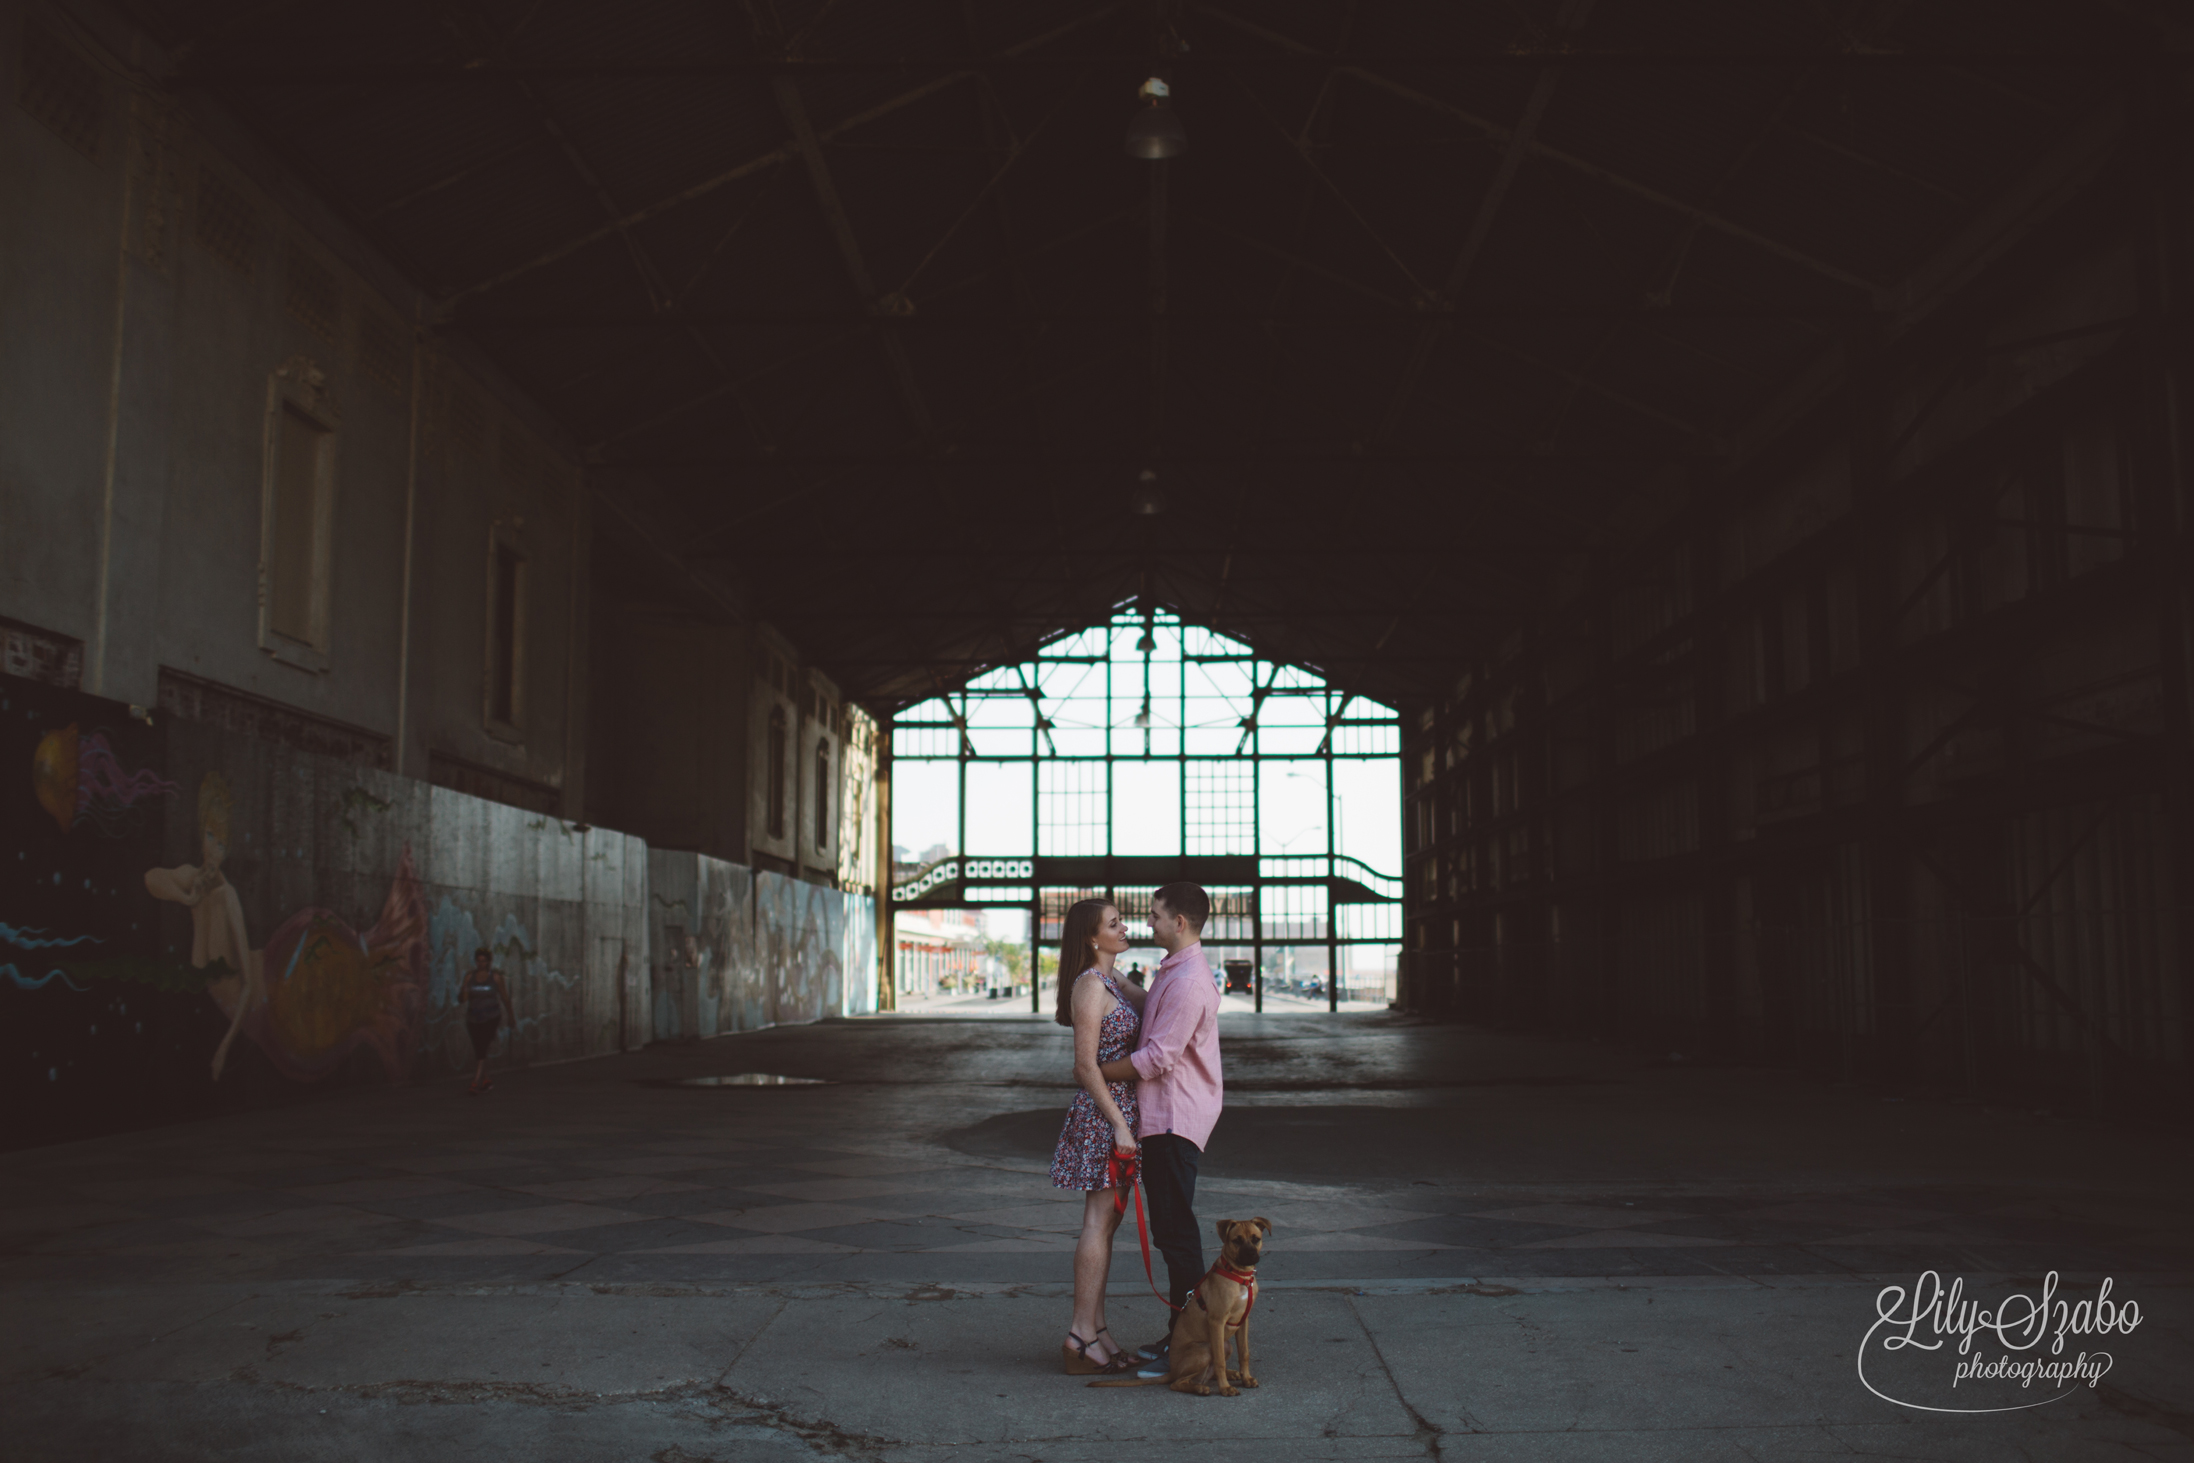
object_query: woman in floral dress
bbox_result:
[1049,898,1145,1373]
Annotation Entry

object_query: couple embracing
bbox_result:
[1049,882,1221,1378]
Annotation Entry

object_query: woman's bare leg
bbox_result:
[1069,1188,1126,1361]
[209,952,261,1082]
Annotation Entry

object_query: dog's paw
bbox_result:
[1217,1384,1241,1397]
[1237,1375,1260,1388]
[1190,1383,1212,1396]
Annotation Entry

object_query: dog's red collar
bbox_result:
[1203,1262,1258,1325]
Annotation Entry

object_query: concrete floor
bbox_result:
[4,1013,2190,1461]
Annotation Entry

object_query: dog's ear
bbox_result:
[1251,1216,1272,1237]
[1215,1219,1235,1243]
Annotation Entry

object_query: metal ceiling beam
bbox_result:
[1224,64,1431,299]
[174,50,2179,81]
[677,338,1143,547]
[361,135,543,221]
[1370,0,1595,445]
[582,328,868,453]
[455,307,1880,325]
[562,204,1145,453]
[1195,4,1888,297]
[887,68,1089,301]
[430,2,1127,307]
[768,70,936,438]
[502,66,780,454]
[607,450,1699,465]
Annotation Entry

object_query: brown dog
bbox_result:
[1089,1217,1270,1395]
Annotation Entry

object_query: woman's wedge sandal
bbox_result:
[1060,1332,1107,1375]
[1060,1332,1133,1375]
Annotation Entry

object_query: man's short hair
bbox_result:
[1152,882,1209,932]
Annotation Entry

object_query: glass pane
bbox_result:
[966,687,1034,756]
[1333,757,1401,879]
[1261,759,1327,857]
[964,760,1033,856]
[1045,709,1108,757]
[1183,656,1252,755]
[1260,883,1328,942]
[1336,902,1402,940]
[1338,943,1400,1008]
[1111,759,1180,857]
[1332,722,1399,756]
[1110,625,1181,757]
[892,721,957,758]
[1185,759,1254,855]
[1258,690,1329,755]
[891,759,959,866]
[1201,886,1256,944]
[1039,761,1106,855]
[1259,946,1330,1006]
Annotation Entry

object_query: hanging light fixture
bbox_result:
[1124,76,1186,160]
[1127,466,1168,516]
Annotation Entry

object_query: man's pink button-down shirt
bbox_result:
[1129,942,1223,1151]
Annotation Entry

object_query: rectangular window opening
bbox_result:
[487,537,525,731]
[269,405,327,646]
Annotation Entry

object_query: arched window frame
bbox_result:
[767,705,788,839]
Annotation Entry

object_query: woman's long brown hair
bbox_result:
[1052,898,1116,1028]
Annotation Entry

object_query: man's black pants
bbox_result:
[1140,1133,1204,1314]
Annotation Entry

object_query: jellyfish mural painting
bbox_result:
[145,774,430,1083]
[32,723,176,834]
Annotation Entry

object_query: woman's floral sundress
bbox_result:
[1049,967,1141,1190]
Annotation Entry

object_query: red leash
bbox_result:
[1107,1147,1180,1312]
[1108,1151,1259,1326]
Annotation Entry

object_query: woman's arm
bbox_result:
[1070,973,1137,1152]
[144,865,203,906]
[1115,973,1149,1016]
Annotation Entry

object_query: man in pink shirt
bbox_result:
[1098,882,1223,1369]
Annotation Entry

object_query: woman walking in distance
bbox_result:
[1048,899,1146,1373]
[463,947,514,1094]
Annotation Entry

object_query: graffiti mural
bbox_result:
[8,673,868,1149]
[6,678,652,1146]
[140,773,430,1083]
[33,722,177,834]
[841,893,878,1017]
[6,678,207,1140]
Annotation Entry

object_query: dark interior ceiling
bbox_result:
[140,0,2162,711]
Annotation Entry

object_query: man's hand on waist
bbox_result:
[1097,1056,1138,1083]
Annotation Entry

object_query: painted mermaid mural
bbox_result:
[145,774,430,1082]
[33,723,177,833]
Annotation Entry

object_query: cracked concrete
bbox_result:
[4,1014,2191,1460]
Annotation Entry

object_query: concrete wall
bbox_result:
[5,674,647,1144]
[1,1,587,805]
[7,673,884,1146]
[649,850,876,1042]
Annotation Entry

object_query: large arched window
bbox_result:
[887,609,1402,1012]
[767,706,787,839]
[815,739,831,848]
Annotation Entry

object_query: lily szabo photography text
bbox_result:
[1861,1273,2147,1413]
[6,0,2194,1458]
